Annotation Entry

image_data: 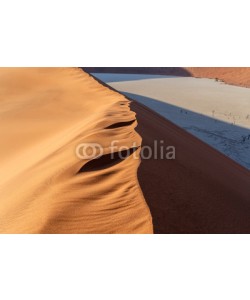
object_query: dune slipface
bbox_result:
[0,68,152,233]
[131,101,250,234]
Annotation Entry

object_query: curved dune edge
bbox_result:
[0,68,153,233]
[131,101,250,233]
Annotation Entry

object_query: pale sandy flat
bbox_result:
[93,73,250,169]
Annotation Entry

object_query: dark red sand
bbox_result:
[132,101,250,234]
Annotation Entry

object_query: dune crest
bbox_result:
[0,68,152,233]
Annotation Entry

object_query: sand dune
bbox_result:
[2,68,249,234]
[0,68,152,233]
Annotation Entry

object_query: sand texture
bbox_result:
[0,68,152,233]
[187,67,250,88]
[132,101,250,233]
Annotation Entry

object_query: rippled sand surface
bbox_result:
[0,68,152,233]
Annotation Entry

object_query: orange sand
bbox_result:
[187,67,250,88]
[0,68,152,233]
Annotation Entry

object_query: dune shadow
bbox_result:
[82,68,192,82]
[90,73,179,83]
[129,98,250,234]
[105,119,136,129]
[123,92,250,169]
[78,147,138,173]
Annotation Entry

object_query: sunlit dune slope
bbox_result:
[0,68,152,233]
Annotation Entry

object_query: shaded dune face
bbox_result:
[0,68,152,233]
[131,102,250,234]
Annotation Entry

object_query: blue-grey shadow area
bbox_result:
[124,92,250,169]
[83,67,192,77]
[91,73,177,83]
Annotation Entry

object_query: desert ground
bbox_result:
[86,67,250,88]
[92,73,250,169]
[1,67,249,234]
